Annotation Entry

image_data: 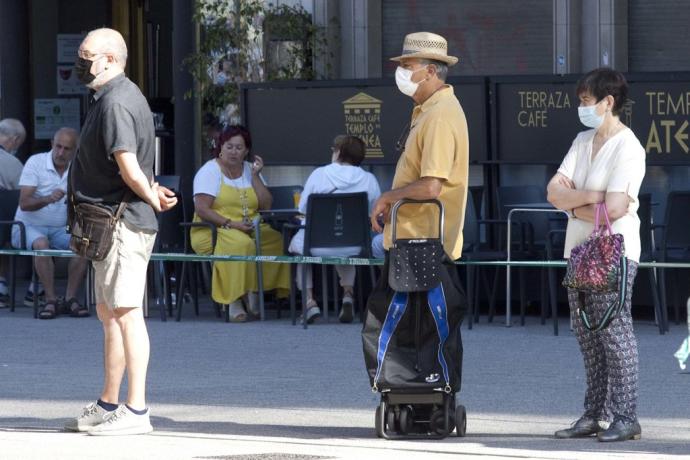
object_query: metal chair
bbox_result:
[655,191,690,327]
[0,189,26,312]
[267,185,302,210]
[151,175,183,321]
[638,193,665,334]
[462,186,535,328]
[496,185,552,327]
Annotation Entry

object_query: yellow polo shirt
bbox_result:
[383,85,469,260]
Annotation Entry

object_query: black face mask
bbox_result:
[74,57,96,85]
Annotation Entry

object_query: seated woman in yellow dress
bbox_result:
[191,125,289,322]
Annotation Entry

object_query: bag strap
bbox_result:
[426,284,452,393]
[577,255,628,332]
[594,202,614,236]
[113,191,132,219]
[372,291,409,392]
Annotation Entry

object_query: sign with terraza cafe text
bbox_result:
[492,73,690,164]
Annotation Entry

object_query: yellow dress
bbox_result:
[190,177,290,304]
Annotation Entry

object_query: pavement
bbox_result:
[1,297,689,460]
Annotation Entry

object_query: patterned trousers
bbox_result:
[567,260,639,423]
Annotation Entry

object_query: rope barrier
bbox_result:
[0,248,688,269]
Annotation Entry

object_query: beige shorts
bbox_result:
[93,219,156,309]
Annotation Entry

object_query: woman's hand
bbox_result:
[228,220,254,233]
[251,155,264,175]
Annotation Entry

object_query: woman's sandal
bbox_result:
[38,300,59,320]
[227,301,247,323]
[61,297,90,318]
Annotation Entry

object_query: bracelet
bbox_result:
[221,219,231,229]
[571,208,577,219]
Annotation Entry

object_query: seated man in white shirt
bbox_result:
[11,127,89,319]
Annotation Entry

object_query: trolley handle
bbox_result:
[390,198,445,243]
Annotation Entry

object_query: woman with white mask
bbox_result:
[547,68,646,443]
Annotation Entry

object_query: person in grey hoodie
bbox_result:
[288,135,381,323]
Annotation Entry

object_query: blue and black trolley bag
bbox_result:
[362,199,467,439]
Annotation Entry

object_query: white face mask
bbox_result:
[395,66,427,97]
[578,100,605,129]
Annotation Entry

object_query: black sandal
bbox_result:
[38,301,58,320]
[62,297,90,318]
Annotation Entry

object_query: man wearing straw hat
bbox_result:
[371,31,469,263]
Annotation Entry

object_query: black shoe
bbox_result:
[338,295,354,323]
[597,417,641,442]
[554,416,605,439]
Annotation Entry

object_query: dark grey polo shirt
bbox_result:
[70,73,157,231]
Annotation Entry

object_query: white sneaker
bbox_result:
[304,302,321,324]
[339,295,354,323]
[228,300,247,322]
[87,405,153,436]
[246,291,260,317]
[64,402,112,432]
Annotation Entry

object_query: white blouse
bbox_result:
[557,127,646,262]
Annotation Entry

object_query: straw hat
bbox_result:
[390,31,458,66]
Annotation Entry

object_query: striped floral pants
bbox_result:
[567,260,639,423]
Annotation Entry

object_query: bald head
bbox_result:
[0,118,26,153]
[84,28,128,66]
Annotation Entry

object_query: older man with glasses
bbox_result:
[64,27,177,436]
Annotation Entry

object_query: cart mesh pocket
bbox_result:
[389,239,444,292]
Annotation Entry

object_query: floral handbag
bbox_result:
[562,202,628,331]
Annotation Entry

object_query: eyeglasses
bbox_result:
[77,50,105,60]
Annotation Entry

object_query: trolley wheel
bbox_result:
[387,405,398,433]
[455,405,467,437]
[398,405,414,435]
[429,408,451,436]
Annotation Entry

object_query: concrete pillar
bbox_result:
[313,0,340,78]
[0,0,30,156]
[172,0,199,199]
[554,0,628,73]
[581,0,628,71]
[338,0,382,78]
[553,0,582,74]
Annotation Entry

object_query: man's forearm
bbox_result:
[380,178,441,206]
[121,170,157,208]
[19,195,52,212]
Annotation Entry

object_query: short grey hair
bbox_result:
[0,118,26,140]
[53,127,79,142]
[87,28,128,65]
[420,59,448,81]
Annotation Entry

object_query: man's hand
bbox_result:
[49,188,66,203]
[149,183,163,213]
[157,185,178,212]
[370,195,390,233]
